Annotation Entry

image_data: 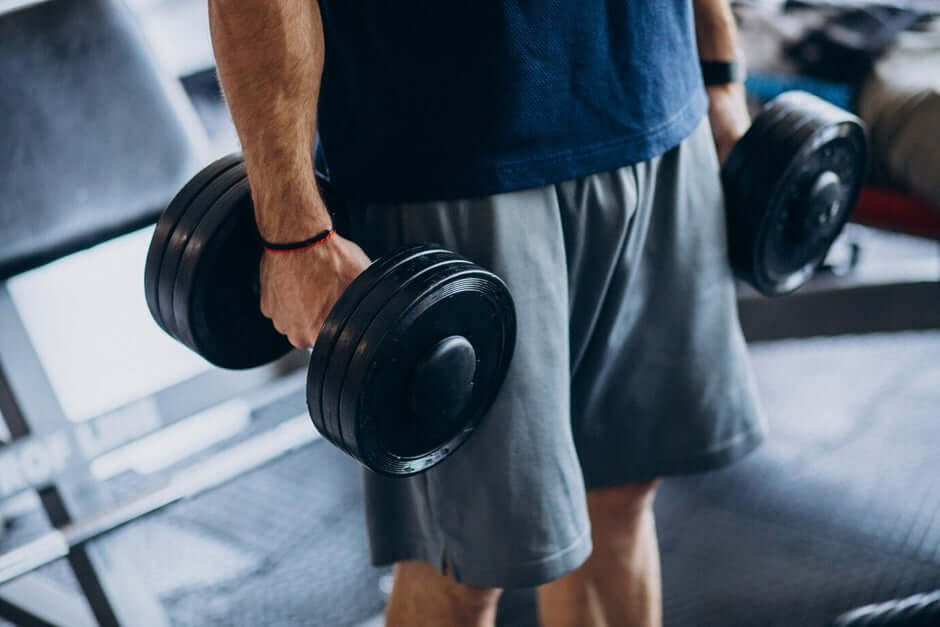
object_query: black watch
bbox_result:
[700,59,747,86]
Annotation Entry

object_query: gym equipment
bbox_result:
[853,187,940,242]
[0,0,203,281]
[144,155,516,476]
[0,363,299,504]
[0,414,319,587]
[722,90,868,296]
[787,6,927,84]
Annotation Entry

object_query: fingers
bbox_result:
[287,332,314,350]
[264,308,325,349]
[257,239,366,350]
[274,319,317,349]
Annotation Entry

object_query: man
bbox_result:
[208,1,765,625]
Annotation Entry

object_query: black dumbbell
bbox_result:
[722,91,868,296]
[144,155,516,476]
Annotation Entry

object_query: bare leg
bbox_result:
[538,480,662,627]
[386,559,502,627]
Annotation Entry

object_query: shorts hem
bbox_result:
[583,428,766,491]
[371,526,594,590]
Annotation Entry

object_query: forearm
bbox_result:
[692,0,741,61]
[208,0,329,240]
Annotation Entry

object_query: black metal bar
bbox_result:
[0,599,55,627]
[0,573,97,626]
[38,488,120,627]
[739,280,940,342]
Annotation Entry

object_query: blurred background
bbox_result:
[0,0,938,625]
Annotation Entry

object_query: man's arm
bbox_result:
[692,0,751,163]
[209,0,369,348]
[209,0,328,238]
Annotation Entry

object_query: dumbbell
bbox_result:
[722,91,868,296]
[143,155,516,476]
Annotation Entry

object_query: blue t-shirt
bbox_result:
[316,1,707,203]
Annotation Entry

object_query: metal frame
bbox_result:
[0,278,310,625]
[0,284,168,626]
[0,575,96,627]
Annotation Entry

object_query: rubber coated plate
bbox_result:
[747,104,829,292]
[755,94,865,292]
[723,100,795,284]
[756,106,827,282]
[343,264,515,475]
[337,260,479,462]
[307,244,445,438]
[157,161,246,340]
[317,249,459,454]
[144,154,242,334]
[335,257,473,459]
[723,96,789,192]
[308,244,443,437]
[174,177,293,369]
[722,91,868,295]
[317,249,458,453]
[741,105,812,227]
[762,117,866,288]
[309,246,447,447]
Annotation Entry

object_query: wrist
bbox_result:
[700,59,746,87]
[253,189,333,242]
[706,81,746,102]
[261,225,336,253]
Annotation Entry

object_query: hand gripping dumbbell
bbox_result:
[721,91,869,296]
[143,155,516,476]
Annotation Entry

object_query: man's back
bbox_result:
[316,1,706,202]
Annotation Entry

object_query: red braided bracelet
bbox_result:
[261,227,336,253]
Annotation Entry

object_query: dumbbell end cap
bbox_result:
[409,335,477,425]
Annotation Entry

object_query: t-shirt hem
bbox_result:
[328,90,708,204]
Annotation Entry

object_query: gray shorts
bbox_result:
[345,118,766,589]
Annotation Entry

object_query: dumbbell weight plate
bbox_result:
[743,104,823,258]
[174,176,293,369]
[754,102,830,275]
[754,95,866,293]
[732,105,818,294]
[338,263,515,476]
[144,154,242,334]
[307,244,447,449]
[722,95,791,191]
[734,106,812,236]
[314,249,465,455]
[156,161,247,339]
[768,132,864,289]
[307,244,445,437]
[722,91,867,295]
[723,98,798,281]
[331,256,474,459]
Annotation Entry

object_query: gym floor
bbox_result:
[1,1,938,625]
